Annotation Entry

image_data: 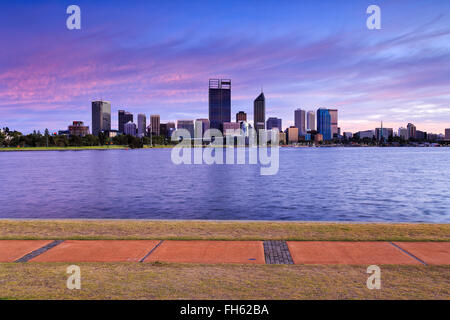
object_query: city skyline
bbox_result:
[1,1,450,134]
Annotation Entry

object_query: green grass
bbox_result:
[0,145,129,151]
[0,220,448,241]
[0,263,448,300]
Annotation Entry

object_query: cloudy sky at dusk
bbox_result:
[1,0,449,134]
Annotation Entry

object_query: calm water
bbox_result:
[0,148,449,222]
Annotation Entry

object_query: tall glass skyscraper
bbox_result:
[307,111,315,131]
[92,101,111,136]
[118,110,133,134]
[294,109,306,135]
[208,79,231,132]
[254,92,265,132]
[266,117,282,131]
[317,108,332,141]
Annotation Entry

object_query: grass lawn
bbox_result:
[0,220,448,241]
[0,263,448,300]
[0,146,128,151]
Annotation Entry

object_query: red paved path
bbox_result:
[1,240,448,265]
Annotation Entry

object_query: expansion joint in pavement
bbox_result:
[389,242,427,266]
[263,240,294,264]
[14,240,65,263]
[140,240,164,262]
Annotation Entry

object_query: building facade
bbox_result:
[137,114,146,137]
[254,92,265,132]
[294,109,306,135]
[307,111,315,131]
[223,122,241,136]
[328,109,338,137]
[124,121,136,136]
[195,119,210,138]
[266,117,282,131]
[236,111,247,123]
[407,123,416,140]
[68,121,89,137]
[209,79,231,132]
[316,108,332,141]
[150,115,160,136]
[286,126,299,144]
[118,110,133,134]
[177,120,195,138]
[446,129,450,140]
[92,101,111,135]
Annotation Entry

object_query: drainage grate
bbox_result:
[263,240,294,264]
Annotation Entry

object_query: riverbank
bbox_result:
[1,220,448,241]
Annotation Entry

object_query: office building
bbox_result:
[137,114,146,137]
[328,109,338,137]
[266,117,282,131]
[223,122,241,136]
[254,92,265,132]
[446,129,450,140]
[398,127,408,140]
[236,111,247,122]
[307,111,315,131]
[167,122,176,138]
[407,123,416,140]
[68,121,89,137]
[316,108,332,140]
[375,127,393,140]
[343,132,353,139]
[286,126,299,144]
[92,100,111,135]
[357,130,374,139]
[314,133,323,144]
[415,130,427,140]
[209,79,231,131]
[118,110,133,134]
[124,121,136,136]
[294,109,306,135]
[177,120,194,137]
[150,115,160,136]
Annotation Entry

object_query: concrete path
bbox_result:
[0,240,449,265]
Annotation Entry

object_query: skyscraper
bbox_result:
[118,110,133,134]
[445,128,450,140]
[254,92,265,132]
[92,101,111,136]
[208,79,231,132]
[124,121,136,136]
[407,123,416,140]
[177,120,194,138]
[266,117,282,131]
[307,111,315,131]
[195,119,210,137]
[294,109,306,135]
[317,108,332,141]
[137,114,146,137]
[150,115,160,136]
[328,109,338,137]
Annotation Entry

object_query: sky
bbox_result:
[1,0,449,134]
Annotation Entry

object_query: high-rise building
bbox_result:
[177,120,194,138]
[236,111,247,122]
[92,101,111,135]
[307,111,315,131]
[328,109,338,137]
[286,126,299,144]
[68,121,89,137]
[445,129,450,140]
[317,108,332,141]
[294,109,306,135]
[137,114,146,137]
[124,121,136,136]
[266,117,282,131]
[357,130,374,139]
[150,115,160,136]
[118,110,133,134]
[209,79,231,132]
[223,122,241,136]
[375,127,393,140]
[160,123,168,138]
[167,122,176,138]
[195,119,210,137]
[254,92,265,132]
[398,127,408,140]
[407,123,416,140]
